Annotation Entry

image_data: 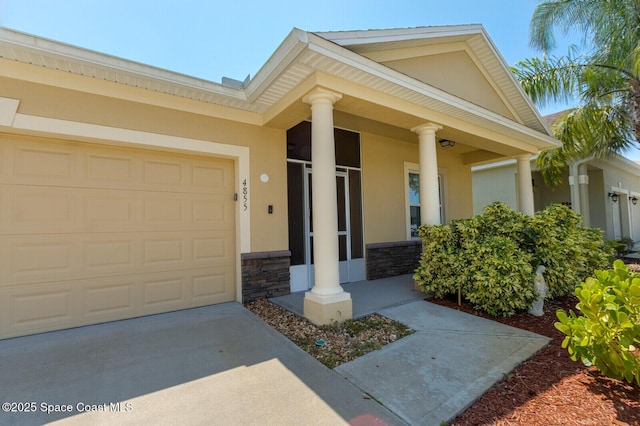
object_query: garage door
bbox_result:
[0,135,236,339]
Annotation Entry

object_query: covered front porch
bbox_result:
[264,28,559,324]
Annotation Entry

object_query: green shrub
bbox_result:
[477,201,533,249]
[607,237,635,258]
[555,260,640,386]
[414,202,612,316]
[606,240,628,258]
[463,236,536,317]
[531,205,611,298]
[414,224,461,298]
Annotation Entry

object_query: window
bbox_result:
[405,163,444,239]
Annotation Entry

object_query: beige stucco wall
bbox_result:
[361,131,473,244]
[1,76,289,253]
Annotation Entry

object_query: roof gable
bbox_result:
[380,50,515,120]
[315,26,547,133]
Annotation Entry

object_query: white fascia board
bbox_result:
[0,27,246,101]
[600,153,640,176]
[472,28,551,136]
[244,28,309,103]
[306,32,560,150]
[471,158,517,171]
[471,154,540,172]
[315,25,485,46]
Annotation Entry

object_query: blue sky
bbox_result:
[0,0,564,87]
[3,0,638,159]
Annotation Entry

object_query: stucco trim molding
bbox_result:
[0,97,19,126]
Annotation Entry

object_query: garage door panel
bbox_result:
[142,238,184,266]
[142,196,186,223]
[192,270,234,303]
[192,162,233,190]
[3,186,78,232]
[86,152,135,182]
[82,282,136,319]
[14,145,77,180]
[7,239,76,280]
[85,194,137,225]
[83,239,136,271]
[0,266,236,339]
[193,197,231,224]
[13,189,75,224]
[2,190,233,234]
[142,275,188,311]
[192,236,227,262]
[1,137,234,194]
[2,231,233,286]
[1,284,75,338]
[143,159,185,185]
[1,135,236,339]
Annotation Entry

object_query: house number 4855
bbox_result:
[242,179,248,211]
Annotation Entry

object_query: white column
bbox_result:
[578,164,591,227]
[516,154,535,215]
[302,88,352,325]
[412,123,442,225]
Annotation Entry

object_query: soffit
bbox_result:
[0,28,264,112]
[0,26,556,152]
[260,44,557,151]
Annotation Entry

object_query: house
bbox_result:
[472,112,640,242]
[0,25,558,338]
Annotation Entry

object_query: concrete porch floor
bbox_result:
[269,274,426,318]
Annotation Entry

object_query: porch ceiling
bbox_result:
[266,89,539,164]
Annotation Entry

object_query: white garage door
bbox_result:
[0,135,236,339]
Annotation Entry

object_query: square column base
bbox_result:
[303,291,352,325]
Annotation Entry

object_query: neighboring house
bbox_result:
[0,25,558,338]
[473,113,640,242]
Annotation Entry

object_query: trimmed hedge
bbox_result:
[414,202,612,316]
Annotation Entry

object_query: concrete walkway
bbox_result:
[0,275,551,426]
[272,275,551,425]
[337,301,550,424]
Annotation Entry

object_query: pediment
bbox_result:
[316,26,538,127]
[361,42,516,120]
[381,50,514,120]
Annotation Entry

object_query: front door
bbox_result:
[289,167,364,292]
[286,122,364,292]
[305,169,352,289]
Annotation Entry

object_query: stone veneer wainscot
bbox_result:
[366,240,422,280]
[241,250,291,303]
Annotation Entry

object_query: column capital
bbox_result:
[515,153,534,161]
[302,87,343,106]
[411,122,442,136]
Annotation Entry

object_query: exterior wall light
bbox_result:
[609,192,619,203]
[438,139,455,148]
[630,196,638,205]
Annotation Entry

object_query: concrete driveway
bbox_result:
[0,303,404,426]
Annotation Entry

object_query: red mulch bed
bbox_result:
[428,295,640,425]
